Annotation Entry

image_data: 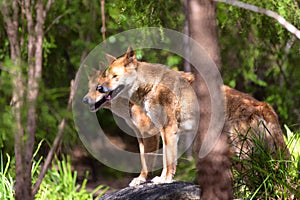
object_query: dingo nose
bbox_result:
[82,96,89,104]
[96,85,110,93]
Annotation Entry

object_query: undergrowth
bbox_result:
[175,125,300,199]
[232,125,300,199]
[2,125,299,199]
[34,155,109,200]
[0,140,109,199]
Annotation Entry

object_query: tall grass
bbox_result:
[0,153,14,200]
[175,125,300,199]
[34,155,109,200]
[233,125,300,199]
[0,141,109,199]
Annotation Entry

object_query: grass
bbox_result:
[0,153,14,200]
[174,125,300,199]
[232,125,300,199]
[0,140,109,199]
[34,155,109,200]
[1,126,299,199]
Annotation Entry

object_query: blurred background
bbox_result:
[0,0,299,199]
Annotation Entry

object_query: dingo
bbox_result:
[83,47,198,186]
[83,47,289,190]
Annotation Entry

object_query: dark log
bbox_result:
[99,181,200,200]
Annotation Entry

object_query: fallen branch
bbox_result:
[215,0,300,39]
[32,80,74,196]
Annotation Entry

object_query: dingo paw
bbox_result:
[129,177,146,187]
[151,176,173,184]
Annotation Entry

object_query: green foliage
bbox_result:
[174,157,197,184]
[0,61,14,154]
[0,142,108,199]
[107,0,183,30]
[36,141,109,199]
[174,125,300,199]
[0,152,14,200]
[34,155,109,200]
[284,125,300,180]
[232,125,300,199]
[1,0,300,196]
[1,0,296,156]
[218,0,300,127]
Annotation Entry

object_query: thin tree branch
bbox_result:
[20,0,26,53]
[100,0,106,43]
[285,36,297,54]
[45,0,55,15]
[44,11,69,34]
[183,0,193,160]
[183,0,191,72]
[32,80,74,196]
[1,0,21,60]
[0,1,11,22]
[24,0,35,63]
[215,0,300,39]
[24,0,33,32]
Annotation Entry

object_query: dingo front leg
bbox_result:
[129,136,147,186]
[129,176,147,187]
[129,134,159,186]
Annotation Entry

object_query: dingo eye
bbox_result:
[96,85,103,92]
[112,75,117,78]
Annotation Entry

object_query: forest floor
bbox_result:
[71,142,140,196]
[70,125,161,196]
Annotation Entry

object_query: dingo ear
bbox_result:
[99,61,105,71]
[125,46,136,65]
[126,46,135,57]
[105,53,116,64]
[83,65,99,80]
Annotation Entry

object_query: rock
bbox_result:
[99,181,200,200]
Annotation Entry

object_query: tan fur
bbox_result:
[223,85,289,157]
[178,71,195,84]
[83,47,198,186]
[83,47,289,191]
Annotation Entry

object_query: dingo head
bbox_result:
[82,46,137,112]
[82,46,195,112]
[99,46,138,92]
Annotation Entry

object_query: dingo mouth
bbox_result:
[91,85,125,112]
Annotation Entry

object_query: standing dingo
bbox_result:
[83,47,289,193]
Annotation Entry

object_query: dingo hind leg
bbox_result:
[152,127,178,184]
[151,105,179,184]
[129,134,160,186]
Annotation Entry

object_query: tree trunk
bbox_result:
[188,0,233,199]
[24,1,46,198]
[1,0,53,199]
[0,1,27,199]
